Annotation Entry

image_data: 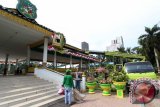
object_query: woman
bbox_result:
[62,69,74,105]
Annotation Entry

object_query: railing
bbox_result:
[34,68,86,92]
[34,68,64,88]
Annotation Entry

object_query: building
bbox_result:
[81,41,89,51]
[106,36,124,51]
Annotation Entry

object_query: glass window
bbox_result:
[125,62,154,73]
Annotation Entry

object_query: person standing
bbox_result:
[75,69,81,91]
[62,69,74,105]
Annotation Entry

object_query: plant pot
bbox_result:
[113,82,126,90]
[86,82,96,94]
[113,82,126,98]
[100,84,111,96]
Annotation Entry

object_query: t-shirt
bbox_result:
[62,75,74,88]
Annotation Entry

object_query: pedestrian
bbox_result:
[62,69,74,105]
[75,69,81,91]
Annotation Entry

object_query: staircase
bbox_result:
[0,75,64,107]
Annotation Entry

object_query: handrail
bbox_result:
[46,68,65,76]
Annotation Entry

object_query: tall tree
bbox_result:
[126,47,131,54]
[132,46,143,54]
[138,25,160,72]
[117,47,125,53]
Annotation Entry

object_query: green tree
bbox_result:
[126,47,132,54]
[132,46,143,54]
[138,25,160,71]
[117,47,125,53]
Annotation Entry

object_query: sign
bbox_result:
[117,90,123,98]
[51,33,66,50]
[17,0,37,19]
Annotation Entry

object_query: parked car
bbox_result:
[123,61,159,95]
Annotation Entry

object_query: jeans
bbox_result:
[64,87,72,104]
[76,80,81,91]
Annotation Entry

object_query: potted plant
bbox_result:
[106,64,114,72]
[99,77,112,96]
[86,76,96,94]
[109,70,128,98]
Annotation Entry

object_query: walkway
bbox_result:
[71,92,140,107]
[70,91,160,107]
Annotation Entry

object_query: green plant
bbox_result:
[106,64,114,71]
[87,76,95,83]
[99,77,112,84]
[109,70,128,82]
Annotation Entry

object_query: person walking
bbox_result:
[62,69,74,105]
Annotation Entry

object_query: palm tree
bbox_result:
[117,47,125,53]
[132,46,143,54]
[126,47,132,54]
[138,25,160,72]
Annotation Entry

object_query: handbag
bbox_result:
[58,87,64,95]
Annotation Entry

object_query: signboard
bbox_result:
[17,0,37,19]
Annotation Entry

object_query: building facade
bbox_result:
[81,41,89,51]
[106,36,124,52]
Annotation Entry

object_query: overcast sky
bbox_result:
[1,0,160,51]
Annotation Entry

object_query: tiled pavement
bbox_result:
[50,91,160,107]
[48,100,69,107]
[71,91,141,107]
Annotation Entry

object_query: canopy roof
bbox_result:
[0,5,99,64]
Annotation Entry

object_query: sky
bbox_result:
[1,0,160,51]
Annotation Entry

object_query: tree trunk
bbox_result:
[154,48,160,73]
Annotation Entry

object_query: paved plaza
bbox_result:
[50,91,160,107]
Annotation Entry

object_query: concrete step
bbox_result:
[0,81,54,91]
[0,81,50,87]
[0,74,62,107]
[0,86,56,102]
[10,93,63,107]
[0,89,58,107]
[29,96,64,107]
[0,83,55,97]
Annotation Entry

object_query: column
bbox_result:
[43,37,48,66]
[70,55,72,68]
[3,54,9,76]
[27,45,30,66]
[54,51,57,69]
[81,72,86,93]
[7,61,11,73]
[80,58,82,71]
[65,63,66,70]
[15,59,18,75]
[94,62,96,68]
[88,60,90,70]
[16,59,18,69]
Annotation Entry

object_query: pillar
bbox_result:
[16,59,18,69]
[27,45,30,66]
[80,58,83,71]
[15,59,19,75]
[88,60,90,70]
[3,54,9,76]
[43,37,48,66]
[81,73,86,93]
[54,51,57,69]
[8,61,11,73]
[65,63,66,70]
[70,55,72,68]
